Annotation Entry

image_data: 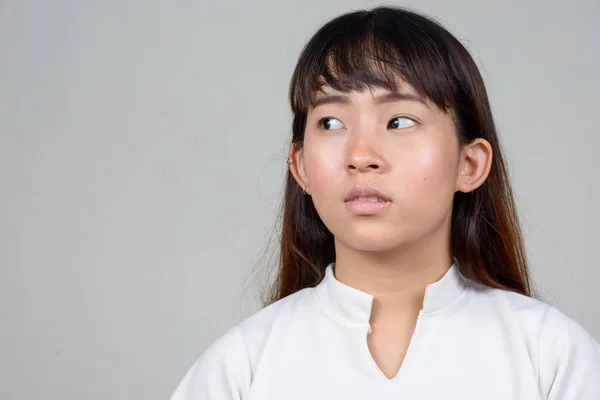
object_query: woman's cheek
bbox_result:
[306,147,342,187]
[304,156,339,216]
[403,145,456,210]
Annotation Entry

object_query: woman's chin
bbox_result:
[350,242,402,253]
[337,233,409,253]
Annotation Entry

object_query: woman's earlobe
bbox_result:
[288,144,310,192]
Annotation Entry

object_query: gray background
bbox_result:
[1,0,598,399]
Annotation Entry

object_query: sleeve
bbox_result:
[170,326,252,400]
[538,305,600,399]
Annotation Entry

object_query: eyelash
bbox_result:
[317,116,418,130]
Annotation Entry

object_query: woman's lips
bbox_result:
[345,198,392,214]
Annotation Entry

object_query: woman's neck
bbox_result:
[332,237,453,320]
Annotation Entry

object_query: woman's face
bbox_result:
[292,83,466,253]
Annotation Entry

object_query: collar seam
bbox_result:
[419,283,469,316]
[310,288,371,328]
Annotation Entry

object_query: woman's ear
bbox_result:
[288,142,311,195]
[456,138,493,193]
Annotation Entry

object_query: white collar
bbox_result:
[314,261,467,326]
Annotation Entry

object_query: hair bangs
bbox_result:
[289,9,459,115]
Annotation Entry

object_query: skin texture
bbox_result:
[288,82,493,379]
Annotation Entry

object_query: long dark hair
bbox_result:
[264,6,532,305]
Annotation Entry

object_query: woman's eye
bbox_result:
[388,116,416,130]
[319,117,344,130]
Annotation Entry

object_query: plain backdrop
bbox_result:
[1,0,599,399]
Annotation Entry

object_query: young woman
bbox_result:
[171,6,600,399]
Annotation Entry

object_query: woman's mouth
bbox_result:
[343,186,392,215]
[345,196,392,214]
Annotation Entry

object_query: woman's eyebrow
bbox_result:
[312,94,351,109]
[311,90,428,110]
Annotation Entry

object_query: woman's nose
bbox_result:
[344,134,387,174]
[346,154,382,173]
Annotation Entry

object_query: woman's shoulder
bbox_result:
[467,282,600,397]
[238,285,316,334]
[170,323,250,400]
[535,303,600,397]
[464,277,560,325]
[468,280,598,342]
[170,287,317,399]
[197,285,317,361]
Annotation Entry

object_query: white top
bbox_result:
[171,263,600,399]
